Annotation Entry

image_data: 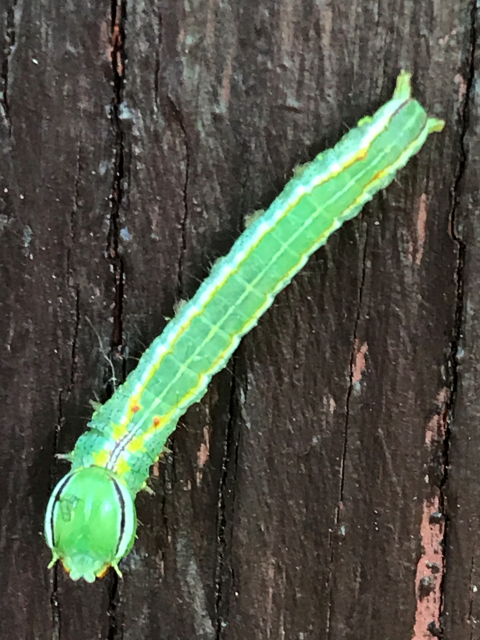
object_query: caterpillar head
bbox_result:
[44,466,137,583]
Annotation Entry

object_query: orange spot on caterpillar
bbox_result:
[131,404,140,413]
[129,416,167,451]
[370,168,389,183]
[357,148,369,161]
[141,416,163,438]
[96,565,110,579]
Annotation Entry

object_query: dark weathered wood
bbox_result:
[0,1,475,638]
[443,8,480,638]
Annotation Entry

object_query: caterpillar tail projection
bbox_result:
[44,71,444,583]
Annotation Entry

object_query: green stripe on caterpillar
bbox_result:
[44,71,444,583]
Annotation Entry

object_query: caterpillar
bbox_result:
[44,71,444,583]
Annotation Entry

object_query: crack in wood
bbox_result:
[0,0,16,135]
[166,94,191,301]
[436,2,477,637]
[107,572,120,640]
[325,224,369,638]
[214,358,241,638]
[108,0,127,362]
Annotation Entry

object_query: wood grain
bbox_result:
[0,1,474,638]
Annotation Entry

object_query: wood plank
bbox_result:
[0,1,473,638]
[443,7,480,638]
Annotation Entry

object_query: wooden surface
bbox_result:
[0,1,477,638]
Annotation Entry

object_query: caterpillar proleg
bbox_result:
[44,71,444,582]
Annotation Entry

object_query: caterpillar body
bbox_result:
[44,72,444,583]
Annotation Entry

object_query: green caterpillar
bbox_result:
[44,71,444,583]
